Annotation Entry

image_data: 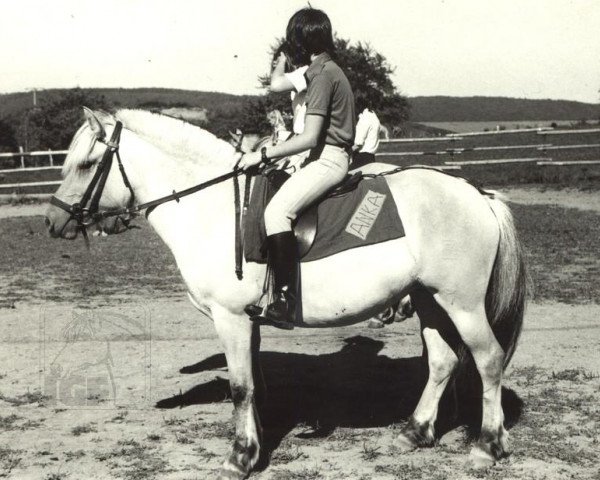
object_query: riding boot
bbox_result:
[251,231,298,330]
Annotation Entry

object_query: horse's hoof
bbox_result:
[468,445,496,469]
[217,466,248,480]
[393,432,418,452]
[368,318,385,329]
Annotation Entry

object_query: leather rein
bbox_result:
[50,121,251,276]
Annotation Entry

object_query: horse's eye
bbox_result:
[78,160,96,170]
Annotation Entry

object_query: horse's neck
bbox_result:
[124,134,239,253]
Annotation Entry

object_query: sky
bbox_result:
[1,0,599,103]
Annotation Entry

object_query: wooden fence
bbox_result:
[378,127,600,167]
[0,149,66,193]
[1,127,599,195]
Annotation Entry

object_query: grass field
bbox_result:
[0,195,598,308]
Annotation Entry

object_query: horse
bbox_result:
[266,109,291,145]
[45,108,528,479]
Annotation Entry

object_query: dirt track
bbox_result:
[0,299,598,480]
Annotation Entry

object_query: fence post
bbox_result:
[48,149,54,167]
[19,146,25,169]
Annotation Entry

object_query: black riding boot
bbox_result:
[251,231,298,330]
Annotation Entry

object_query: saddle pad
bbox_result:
[244,175,404,263]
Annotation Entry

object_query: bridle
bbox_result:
[50,121,136,246]
[50,121,252,259]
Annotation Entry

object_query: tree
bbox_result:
[0,118,17,152]
[333,39,410,125]
[21,88,110,150]
[241,36,410,134]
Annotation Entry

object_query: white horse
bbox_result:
[46,109,528,479]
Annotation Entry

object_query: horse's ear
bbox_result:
[83,107,106,139]
[228,130,240,143]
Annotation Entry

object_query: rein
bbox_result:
[51,121,251,277]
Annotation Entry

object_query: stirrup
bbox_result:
[245,303,295,330]
[244,304,263,317]
[250,313,295,330]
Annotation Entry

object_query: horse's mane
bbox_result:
[63,109,236,175]
[115,109,236,166]
[62,112,113,176]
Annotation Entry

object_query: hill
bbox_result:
[409,96,599,122]
[0,88,255,119]
[1,89,598,124]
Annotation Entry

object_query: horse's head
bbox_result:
[227,130,264,154]
[45,108,135,239]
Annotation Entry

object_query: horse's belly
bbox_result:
[299,237,416,327]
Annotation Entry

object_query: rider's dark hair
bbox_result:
[272,41,293,72]
[285,8,335,66]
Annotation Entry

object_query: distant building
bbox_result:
[160,107,209,125]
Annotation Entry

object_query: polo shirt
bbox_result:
[284,65,309,134]
[304,53,355,148]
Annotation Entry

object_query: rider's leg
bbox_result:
[258,145,349,328]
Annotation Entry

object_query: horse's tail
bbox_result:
[450,191,529,413]
[481,191,529,369]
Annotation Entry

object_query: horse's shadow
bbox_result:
[156,335,523,470]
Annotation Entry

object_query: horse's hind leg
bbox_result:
[433,296,508,468]
[395,288,459,451]
[212,306,262,480]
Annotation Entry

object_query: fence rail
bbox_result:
[0,150,69,158]
[0,180,62,189]
[447,127,553,137]
[542,144,600,150]
[1,127,598,195]
[0,149,68,169]
[446,157,548,166]
[0,166,62,174]
[537,160,600,166]
[539,128,600,135]
[380,137,463,143]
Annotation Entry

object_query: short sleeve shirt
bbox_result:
[304,53,355,148]
[284,66,309,134]
[355,109,381,153]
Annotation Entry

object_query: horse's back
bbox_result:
[369,164,501,291]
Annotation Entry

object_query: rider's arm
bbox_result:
[271,55,309,94]
[266,114,323,156]
[238,114,324,170]
[269,53,295,92]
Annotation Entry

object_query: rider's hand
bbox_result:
[238,151,262,171]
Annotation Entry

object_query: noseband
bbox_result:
[50,121,136,244]
[50,121,255,278]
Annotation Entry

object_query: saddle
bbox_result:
[262,169,363,257]
[243,169,404,264]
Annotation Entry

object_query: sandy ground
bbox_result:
[0,203,48,219]
[499,186,600,213]
[0,300,598,479]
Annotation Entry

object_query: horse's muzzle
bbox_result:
[45,204,80,239]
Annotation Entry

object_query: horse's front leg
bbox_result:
[212,306,262,480]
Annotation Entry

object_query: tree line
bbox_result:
[0,36,409,152]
